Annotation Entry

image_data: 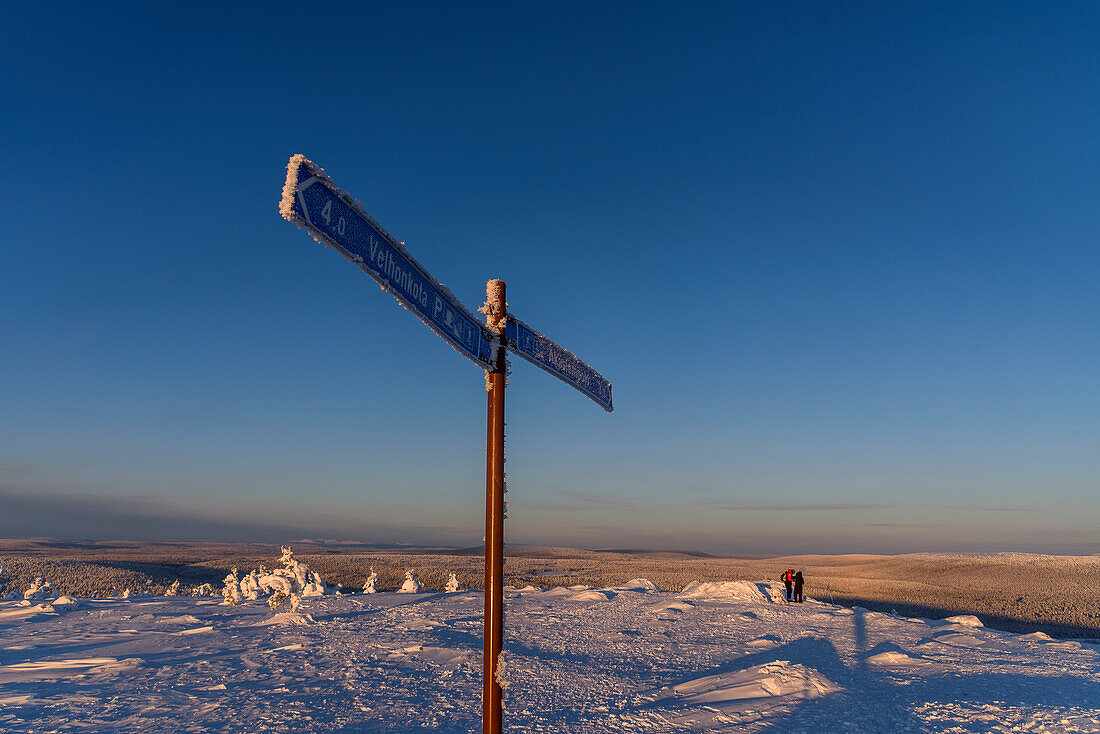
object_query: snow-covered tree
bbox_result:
[397,570,422,594]
[445,573,463,593]
[165,580,180,596]
[192,583,215,597]
[240,570,261,600]
[302,569,326,597]
[222,568,242,606]
[363,568,378,594]
[24,578,53,601]
[257,546,317,612]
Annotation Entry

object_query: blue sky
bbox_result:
[2,2,1097,554]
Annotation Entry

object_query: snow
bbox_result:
[444,573,463,593]
[480,279,508,335]
[0,580,1097,732]
[679,580,780,603]
[641,660,842,729]
[397,571,423,594]
[362,568,378,594]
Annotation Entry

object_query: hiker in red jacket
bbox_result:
[781,568,794,602]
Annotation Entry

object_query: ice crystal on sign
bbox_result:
[479,279,508,334]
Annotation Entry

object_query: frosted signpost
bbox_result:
[278,155,612,734]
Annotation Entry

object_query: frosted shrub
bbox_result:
[363,568,378,594]
[268,589,289,611]
[222,568,242,606]
[260,576,301,612]
[165,580,180,596]
[192,583,215,597]
[258,546,325,613]
[24,578,53,601]
[240,570,261,601]
[302,570,326,597]
[398,570,422,594]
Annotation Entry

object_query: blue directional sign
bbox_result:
[506,317,614,412]
[280,155,494,368]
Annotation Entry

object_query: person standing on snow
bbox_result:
[793,570,804,603]
[781,568,794,602]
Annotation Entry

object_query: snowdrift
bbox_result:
[679,580,786,603]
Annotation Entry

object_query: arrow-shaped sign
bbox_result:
[280,155,495,368]
[506,318,613,412]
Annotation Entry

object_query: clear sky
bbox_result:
[2,2,1097,555]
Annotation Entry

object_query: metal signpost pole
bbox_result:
[483,280,506,734]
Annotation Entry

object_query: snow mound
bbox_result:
[650,600,696,619]
[746,634,781,648]
[924,631,986,648]
[1020,631,1055,642]
[609,578,659,593]
[944,614,983,627]
[387,645,470,669]
[866,650,930,667]
[156,615,202,625]
[0,657,142,683]
[539,586,589,597]
[647,660,842,723]
[565,590,610,603]
[177,625,214,635]
[255,612,316,626]
[679,580,772,603]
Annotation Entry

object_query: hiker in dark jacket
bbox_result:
[781,568,794,602]
[793,570,804,603]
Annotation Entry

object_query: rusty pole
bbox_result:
[483,279,507,734]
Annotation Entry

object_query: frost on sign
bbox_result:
[505,318,613,412]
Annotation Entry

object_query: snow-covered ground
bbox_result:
[1,580,1097,732]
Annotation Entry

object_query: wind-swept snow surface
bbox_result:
[0,581,1097,732]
